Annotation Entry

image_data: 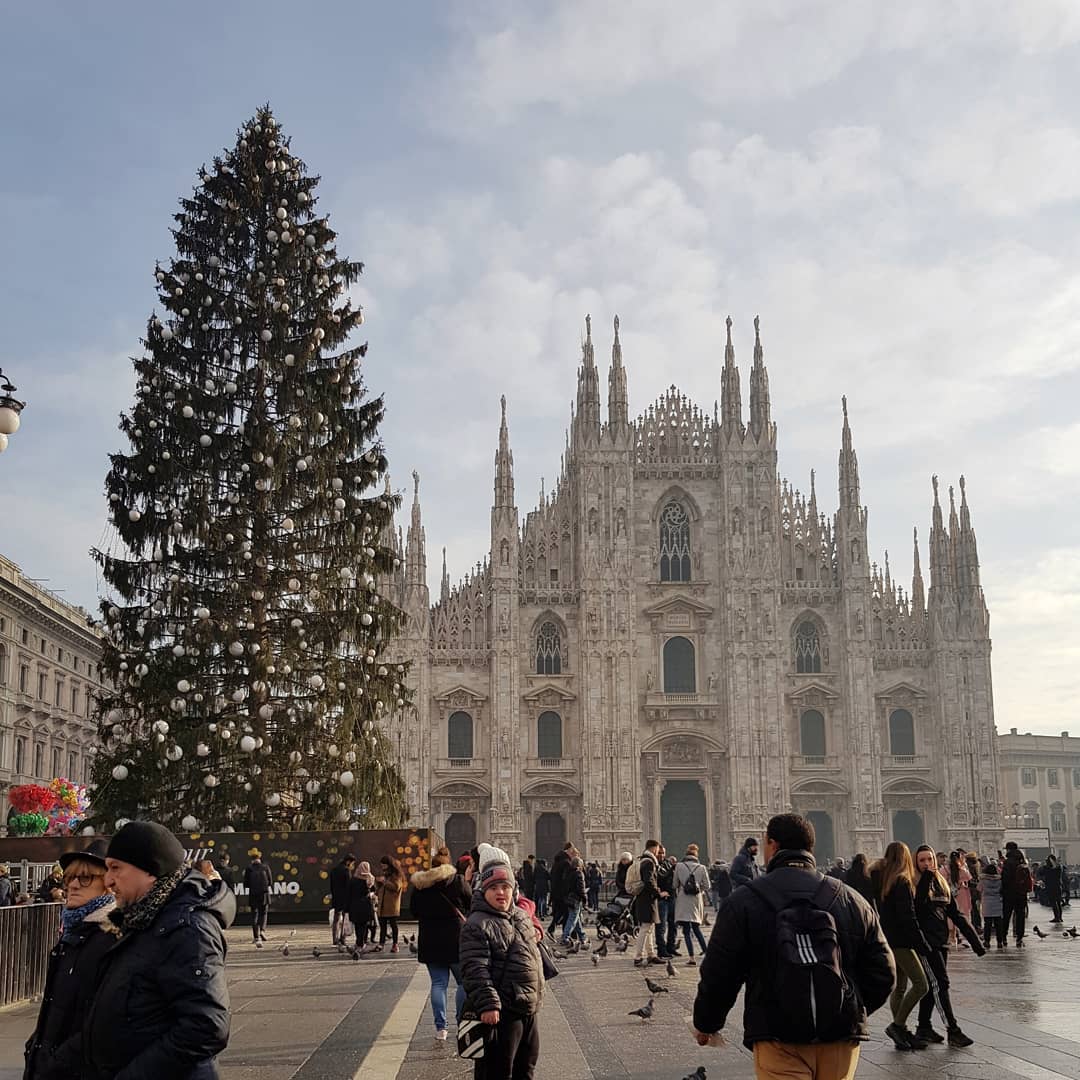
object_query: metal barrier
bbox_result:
[0,902,60,1007]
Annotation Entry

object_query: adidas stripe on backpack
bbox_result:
[749,875,861,1044]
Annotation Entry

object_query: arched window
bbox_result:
[535,622,562,675]
[800,710,826,758]
[448,711,473,761]
[659,501,691,582]
[888,709,915,757]
[537,712,562,760]
[794,620,822,673]
[663,636,696,693]
[1022,801,1040,828]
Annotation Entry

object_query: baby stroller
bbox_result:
[595,894,636,939]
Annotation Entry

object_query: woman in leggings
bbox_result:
[872,841,932,1051]
[913,844,985,1047]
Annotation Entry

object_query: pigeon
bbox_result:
[596,939,609,958]
[337,943,345,954]
[615,938,629,953]
[1033,926,1048,939]
[409,939,418,955]
[350,947,361,962]
[682,1068,707,1080]
[628,998,655,1022]
[591,953,600,966]
[644,977,670,994]
[312,946,321,959]
[569,940,581,955]
[553,949,567,960]
[281,943,290,956]
[1067,927,1079,938]
[255,940,263,949]
[666,958,677,977]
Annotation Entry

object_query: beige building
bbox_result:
[383,316,1003,865]
[0,553,105,827]
[998,729,1080,862]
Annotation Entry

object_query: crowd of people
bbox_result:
[11,821,1075,1080]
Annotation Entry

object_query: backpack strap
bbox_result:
[749,871,836,913]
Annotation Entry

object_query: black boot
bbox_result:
[885,1023,914,1050]
[948,1027,974,1048]
[916,1025,945,1044]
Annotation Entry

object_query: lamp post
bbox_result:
[0,367,27,453]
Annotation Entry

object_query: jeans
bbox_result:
[587,885,600,910]
[656,898,671,955]
[379,915,399,946]
[426,963,465,1032]
[250,897,269,940]
[562,899,585,944]
[535,893,548,919]
[1002,896,1027,942]
[679,921,708,956]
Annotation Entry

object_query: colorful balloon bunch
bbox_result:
[45,777,91,836]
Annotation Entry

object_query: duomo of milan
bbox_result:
[380,315,1001,864]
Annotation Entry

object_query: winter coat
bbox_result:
[83,872,235,1080]
[673,857,710,924]
[632,852,660,924]
[460,892,543,1018]
[692,849,895,1049]
[951,863,973,917]
[914,871,983,953]
[842,866,875,906]
[243,861,272,902]
[730,844,760,888]
[615,861,631,897]
[0,873,14,906]
[346,877,375,930]
[566,864,587,906]
[549,850,571,904]
[329,862,352,910]
[656,857,676,897]
[1001,853,1031,902]
[410,864,470,967]
[708,863,732,900]
[979,875,1003,918]
[377,874,404,918]
[533,863,550,898]
[585,864,603,891]
[872,870,930,954]
[1038,863,1063,901]
[36,877,64,904]
[519,861,535,899]
[24,901,119,1080]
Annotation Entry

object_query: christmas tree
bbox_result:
[89,107,409,833]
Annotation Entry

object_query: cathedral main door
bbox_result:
[445,813,477,860]
[535,812,567,862]
[660,780,707,861]
[892,810,925,851]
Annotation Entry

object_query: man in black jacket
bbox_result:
[329,854,356,946]
[730,838,761,888]
[86,821,235,1080]
[243,853,273,943]
[547,842,575,938]
[692,814,894,1079]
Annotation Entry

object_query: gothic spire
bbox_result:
[911,527,926,612]
[748,315,772,440]
[607,314,628,429]
[440,546,450,603]
[720,315,743,435]
[838,396,861,509]
[405,469,427,587]
[928,475,953,594]
[494,394,515,509]
[956,474,981,590]
[575,313,601,439]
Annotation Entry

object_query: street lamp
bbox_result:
[0,367,27,453]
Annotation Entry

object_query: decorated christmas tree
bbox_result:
[89,107,408,833]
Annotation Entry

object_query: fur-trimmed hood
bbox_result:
[83,896,122,935]
[411,863,458,890]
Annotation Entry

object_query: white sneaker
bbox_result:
[435,1029,448,1042]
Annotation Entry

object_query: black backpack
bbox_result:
[749,874,861,1044]
[681,863,701,895]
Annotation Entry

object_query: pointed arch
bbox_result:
[791,611,828,674]
[532,612,567,675]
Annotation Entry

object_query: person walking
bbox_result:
[547,842,574,941]
[842,853,875,905]
[691,814,894,1079]
[614,852,633,898]
[376,855,405,952]
[913,844,984,1047]
[85,821,234,1080]
[518,855,536,901]
[23,841,118,1080]
[460,861,544,1080]
[1038,855,1064,924]
[243,852,272,944]
[632,840,664,967]
[1001,843,1032,947]
[873,840,932,1051]
[966,853,982,933]
[410,846,470,1042]
[532,858,550,919]
[673,844,711,966]
[979,861,1005,948]
[947,851,973,948]
[655,845,676,958]
[347,861,377,951]
[730,838,761,888]
[585,861,603,911]
[329,853,356,946]
[560,856,588,947]
[0,863,14,907]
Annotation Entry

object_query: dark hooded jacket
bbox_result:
[566,861,587,906]
[328,860,353,911]
[83,872,235,1080]
[549,849,572,905]
[410,863,470,967]
[729,842,760,888]
[532,861,550,898]
[914,871,984,953]
[693,849,895,1048]
[24,900,120,1080]
[871,867,930,954]
[459,892,543,1017]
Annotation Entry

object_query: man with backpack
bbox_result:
[1000,842,1032,947]
[627,840,665,967]
[691,814,894,1079]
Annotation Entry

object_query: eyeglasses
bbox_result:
[63,872,105,888]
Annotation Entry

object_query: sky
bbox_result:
[1,2,1078,735]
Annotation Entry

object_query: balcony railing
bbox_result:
[801,754,826,766]
[449,758,473,768]
[523,756,576,774]
[791,754,840,770]
[882,754,930,770]
[539,757,563,768]
[434,757,486,773]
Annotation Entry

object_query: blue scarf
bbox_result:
[61,893,114,936]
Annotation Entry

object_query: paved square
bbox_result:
[5,921,1080,1080]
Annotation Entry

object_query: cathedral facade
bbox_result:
[383,315,1003,866]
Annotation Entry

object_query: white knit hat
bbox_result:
[476,842,513,874]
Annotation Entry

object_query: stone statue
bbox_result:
[646,669,654,691]
[707,671,717,692]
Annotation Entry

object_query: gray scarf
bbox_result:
[111,866,188,933]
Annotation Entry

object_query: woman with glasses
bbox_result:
[24,840,118,1080]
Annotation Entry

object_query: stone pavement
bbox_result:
[4,920,1080,1080]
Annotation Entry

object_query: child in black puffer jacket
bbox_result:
[460,862,544,1079]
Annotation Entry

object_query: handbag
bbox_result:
[457,1010,492,1059]
[538,934,560,980]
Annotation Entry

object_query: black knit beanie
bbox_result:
[107,821,187,878]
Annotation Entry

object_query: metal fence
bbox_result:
[0,902,60,1007]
